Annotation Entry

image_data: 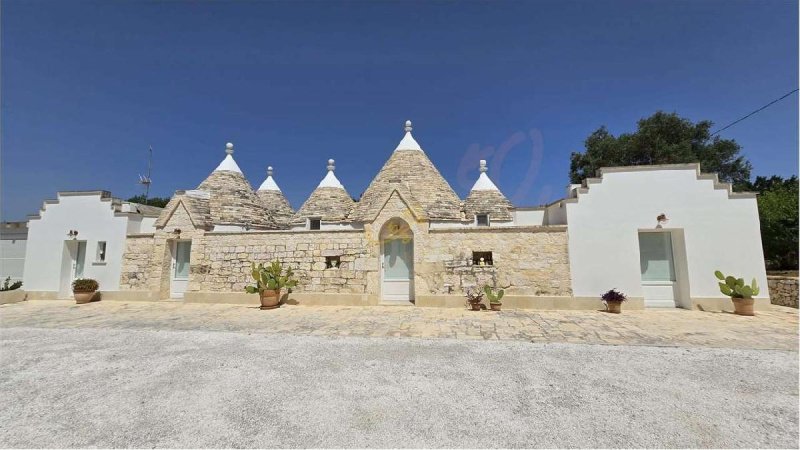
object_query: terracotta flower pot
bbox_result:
[606,300,622,314]
[490,303,502,311]
[259,289,281,310]
[732,297,755,316]
[469,302,482,311]
[74,291,95,304]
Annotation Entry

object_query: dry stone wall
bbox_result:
[119,189,573,302]
[419,227,572,296]
[119,234,155,290]
[192,231,372,294]
[364,191,572,298]
[768,276,798,308]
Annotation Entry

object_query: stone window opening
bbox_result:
[325,256,341,269]
[472,251,493,266]
[476,214,490,227]
[308,218,321,230]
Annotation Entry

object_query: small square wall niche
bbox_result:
[325,256,341,269]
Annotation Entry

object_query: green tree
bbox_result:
[570,111,753,186]
[126,195,170,208]
[744,176,799,270]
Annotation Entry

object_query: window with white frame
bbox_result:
[309,218,321,230]
[476,214,490,227]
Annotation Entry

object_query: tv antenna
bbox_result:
[138,145,153,203]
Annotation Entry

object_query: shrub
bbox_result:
[464,286,484,304]
[72,278,99,293]
[0,277,22,292]
[601,289,626,302]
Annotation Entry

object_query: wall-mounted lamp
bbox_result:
[67,230,79,239]
[657,213,669,228]
[172,228,182,236]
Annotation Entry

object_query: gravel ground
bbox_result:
[0,326,797,448]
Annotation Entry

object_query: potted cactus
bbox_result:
[601,288,626,313]
[484,285,505,311]
[72,278,99,304]
[714,271,759,316]
[245,261,298,310]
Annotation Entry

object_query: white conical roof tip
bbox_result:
[213,142,242,173]
[395,119,423,152]
[258,165,281,191]
[318,158,345,189]
[471,160,500,191]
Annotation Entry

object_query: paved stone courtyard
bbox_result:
[1,300,798,447]
[2,300,797,350]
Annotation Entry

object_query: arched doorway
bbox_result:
[380,218,414,302]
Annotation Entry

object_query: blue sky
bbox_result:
[2,0,797,220]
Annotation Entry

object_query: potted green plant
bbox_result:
[601,288,626,313]
[714,271,759,316]
[464,287,484,311]
[245,261,298,310]
[72,278,99,304]
[0,277,22,292]
[484,285,505,311]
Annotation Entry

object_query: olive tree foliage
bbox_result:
[744,176,799,270]
[126,195,170,208]
[569,111,753,186]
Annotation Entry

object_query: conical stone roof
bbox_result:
[196,143,277,229]
[350,120,463,222]
[257,166,295,227]
[464,160,513,221]
[293,159,354,223]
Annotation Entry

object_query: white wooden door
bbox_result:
[170,240,191,298]
[639,232,678,308]
[60,241,87,298]
[382,238,414,302]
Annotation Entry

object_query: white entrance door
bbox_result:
[170,240,191,299]
[74,241,87,279]
[60,241,87,297]
[382,238,414,302]
[638,231,678,308]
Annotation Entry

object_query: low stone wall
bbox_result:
[768,276,798,308]
[0,289,27,304]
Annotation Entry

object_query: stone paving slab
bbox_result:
[1,300,797,350]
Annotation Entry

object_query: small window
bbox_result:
[309,218,321,230]
[96,241,107,262]
[325,256,340,269]
[476,214,490,227]
[472,251,493,266]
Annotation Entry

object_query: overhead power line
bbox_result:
[710,88,798,136]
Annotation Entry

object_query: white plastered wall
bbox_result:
[23,193,142,295]
[566,166,768,305]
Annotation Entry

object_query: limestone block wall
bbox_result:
[361,191,572,299]
[119,234,155,290]
[768,276,798,308]
[419,227,572,296]
[191,231,372,294]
